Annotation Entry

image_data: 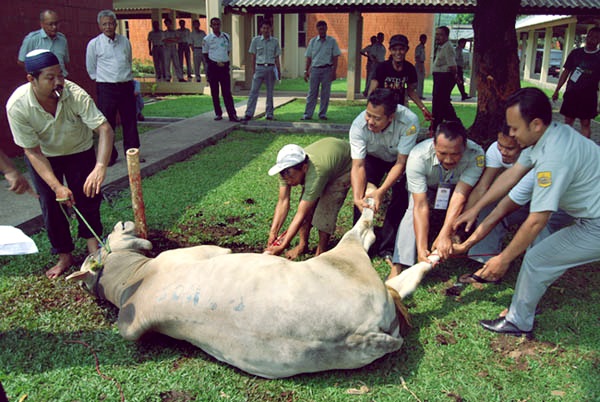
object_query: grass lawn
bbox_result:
[1,129,598,401]
[143,95,245,118]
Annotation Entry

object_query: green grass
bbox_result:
[143,95,245,118]
[1,130,598,401]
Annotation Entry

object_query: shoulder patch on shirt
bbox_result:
[537,171,552,187]
[407,125,417,136]
[476,155,485,167]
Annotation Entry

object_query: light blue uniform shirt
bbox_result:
[18,29,70,77]
[517,122,600,218]
[349,105,420,163]
[249,35,281,64]
[203,32,231,63]
[406,138,484,194]
[305,35,341,67]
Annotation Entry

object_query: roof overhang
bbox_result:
[114,0,206,15]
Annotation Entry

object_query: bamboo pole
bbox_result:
[126,148,148,239]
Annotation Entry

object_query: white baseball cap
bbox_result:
[268,144,306,176]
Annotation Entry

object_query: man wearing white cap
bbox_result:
[6,49,114,279]
[265,137,352,259]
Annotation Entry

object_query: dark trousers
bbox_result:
[96,81,140,161]
[26,148,103,254]
[455,66,468,98]
[432,72,460,132]
[206,60,237,119]
[353,155,408,256]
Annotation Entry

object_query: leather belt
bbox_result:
[257,63,275,67]
[313,64,333,68]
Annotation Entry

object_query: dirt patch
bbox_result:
[489,336,564,371]
[160,390,196,402]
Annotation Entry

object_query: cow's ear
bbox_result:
[66,271,90,282]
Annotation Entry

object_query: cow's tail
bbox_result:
[385,285,412,337]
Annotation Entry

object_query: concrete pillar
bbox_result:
[151,8,162,23]
[563,22,576,60]
[523,30,536,80]
[206,0,221,27]
[346,11,362,100]
[284,14,300,78]
[540,26,552,82]
[519,32,527,78]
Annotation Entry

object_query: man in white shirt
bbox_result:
[177,19,192,81]
[190,20,207,81]
[86,9,140,165]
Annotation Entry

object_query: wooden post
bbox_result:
[126,148,148,239]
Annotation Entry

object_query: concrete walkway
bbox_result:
[2,94,599,235]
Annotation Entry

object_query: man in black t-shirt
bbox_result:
[369,34,432,122]
[552,26,600,138]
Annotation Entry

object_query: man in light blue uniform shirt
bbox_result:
[243,21,281,121]
[302,21,341,121]
[454,87,600,337]
[392,121,484,275]
[18,10,70,77]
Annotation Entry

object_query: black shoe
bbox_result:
[462,96,472,100]
[319,116,328,120]
[137,113,145,121]
[214,116,223,121]
[229,116,241,122]
[178,78,187,82]
[266,116,274,120]
[241,115,252,121]
[480,318,533,338]
[300,116,311,121]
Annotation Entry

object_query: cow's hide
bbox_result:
[67,209,404,378]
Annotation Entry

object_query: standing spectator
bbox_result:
[134,80,144,121]
[368,34,432,122]
[455,38,471,100]
[147,20,165,81]
[391,121,484,277]
[301,21,341,121]
[360,36,378,97]
[552,26,600,138]
[18,10,70,77]
[162,18,185,82]
[203,17,240,122]
[242,21,281,121]
[86,9,141,165]
[177,19,192,81]
[0,149,34,195]
[190,19,207,82]
[350,88,420,266]
[431,26,460,133]
[415,34,427,100]
[7,50,114,279]
[265,138,352,259]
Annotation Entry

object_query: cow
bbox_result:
[67,205,412,379]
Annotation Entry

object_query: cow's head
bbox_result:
[66,221,153,294]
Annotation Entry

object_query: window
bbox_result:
[298,14,306,47]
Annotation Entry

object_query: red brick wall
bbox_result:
[307,13,434,79]
[1,1,112,156]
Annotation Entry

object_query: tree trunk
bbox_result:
[470,0,521,146]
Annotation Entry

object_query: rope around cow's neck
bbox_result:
[57,198,111,253]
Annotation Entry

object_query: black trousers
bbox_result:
[96,81,140,161]
[353,154,408,256]
[206,60,237,119]
[432,72,460,132]
[26,148,103,254]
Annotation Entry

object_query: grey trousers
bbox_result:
[245,65,276,118]
[304,66,333,119]
[193,48,206,79]
[506,216,600,331]
[163,45,183,81]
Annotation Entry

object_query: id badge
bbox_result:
[434,183,452,210]
[570,67,583,83]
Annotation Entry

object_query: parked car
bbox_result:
[535,49,563,77]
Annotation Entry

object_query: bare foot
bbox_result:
[46,253,74,279]
[285,245,307,260]
[386,263,403,281]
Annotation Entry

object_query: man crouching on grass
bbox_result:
[6,49,114,279]
[265,138,352,259]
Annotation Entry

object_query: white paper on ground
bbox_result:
[0,226,38,255]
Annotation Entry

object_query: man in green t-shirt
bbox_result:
[265,137,352,259]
